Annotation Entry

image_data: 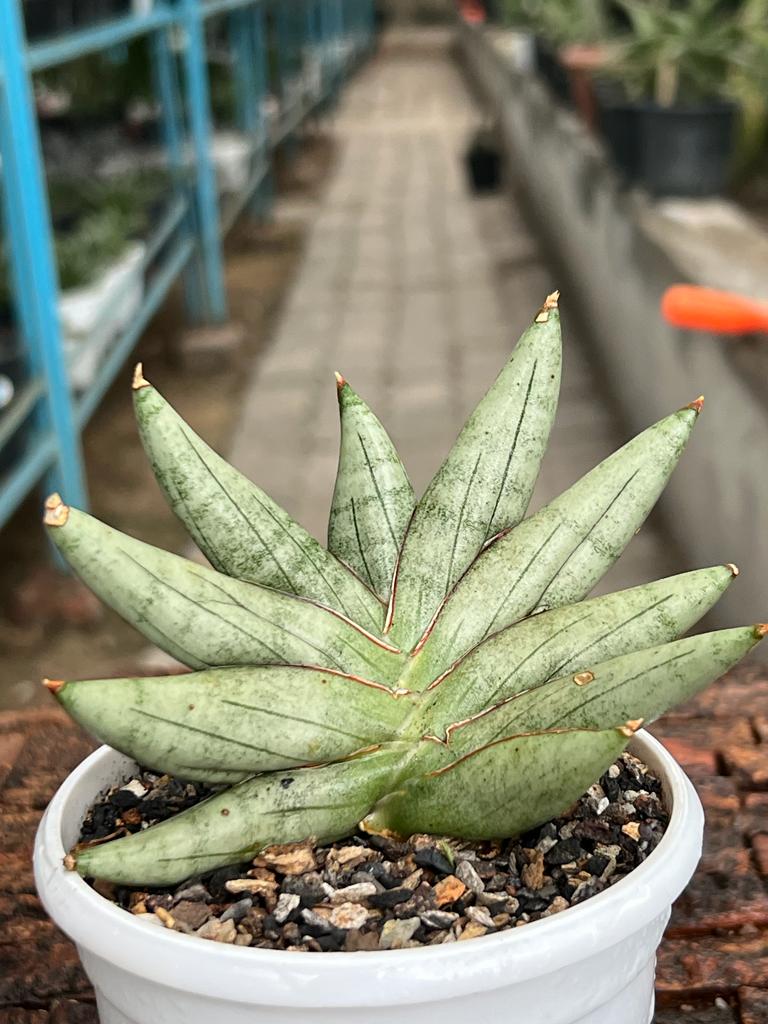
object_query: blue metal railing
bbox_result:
[0,0,375,535]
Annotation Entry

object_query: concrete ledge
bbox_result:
[459,23,768,633]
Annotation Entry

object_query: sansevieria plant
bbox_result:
[44,294,763,886]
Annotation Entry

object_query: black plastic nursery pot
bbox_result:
[465,130,502,193]
[636,102,736,198]
[533,37,571,106]
[593,82,640,183]
[23,0,73,40]
[71,0,132,28]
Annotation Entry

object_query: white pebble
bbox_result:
[329,902,369,930]
[379,917,420,950]
[120,779,148,799]
[455,859,484,894]
[329,882,378,904]
[273,892,301,924]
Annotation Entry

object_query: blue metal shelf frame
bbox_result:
[0,0,374,534]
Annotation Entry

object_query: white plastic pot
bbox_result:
[492,29,536,75]
[60,243,146,392]
[35,731,702,1024]
[211,133,253,195]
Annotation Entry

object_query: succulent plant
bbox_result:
[45,294,763,885]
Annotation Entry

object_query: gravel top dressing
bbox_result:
[78,752,668,952]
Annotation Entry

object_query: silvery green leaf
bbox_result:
[417,404,701,678]
[365,725,630,839]
[445,625,764,754]
[328,376,415,601]
[134,377,383,633]
[46,504,403,684]
[55,666,413,783]
[409,564,735,718]
[73,747,404,886]
[389,301,562,649]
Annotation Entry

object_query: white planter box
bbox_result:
[491,29,535,74]
[34,731,702,1024]
[59,242,146,392]
[100,133,253,198]
[211,132,253,195]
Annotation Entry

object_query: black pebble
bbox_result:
[585,853,610,876]
[208,864,248,899]
[516,891,550,913]
[367,833,409,858]
[414,848,454,875]
[112,790,141,810]
[545,838,583,866]
[369,887,411,908]
[314,929,346,951]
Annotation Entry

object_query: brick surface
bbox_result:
[753,835,768,877]
[675,674,768,720]
[0,735,24,791]
[655,1008,737,1024]
[722,746,768,791]
[657,934,768,1003]
[740,793,768,838]
[738,987,768,1024]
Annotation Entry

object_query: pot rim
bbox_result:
[34,730,703,1008]
[634,99,737,115]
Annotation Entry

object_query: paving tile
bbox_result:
[722,745,768,791]
[739,793,768,839]
[657,933,768,1002]
[752,834,768,877]
[655,1006,737,1024]
[738,986,768,1024]
[0,735,24,792]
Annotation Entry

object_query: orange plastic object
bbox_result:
[460,1,486,23]
[662,285,768,335]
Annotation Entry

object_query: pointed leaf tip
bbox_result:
[42,678,65,694]
[334,371,347,390]
[754,623,768,639]
[618,718,644,737]
[726,563,740,577]
[535,290,560,322]
[43,495,69,528]
[686,395,705,414]
[132,363,150,391]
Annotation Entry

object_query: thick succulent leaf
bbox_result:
[408,564,735,715]
[45,503,403,684]
[133,377,383,633]
[72,747,403,885]
[365,726,630,840]
[416,405,701,677]
[328,377,415,601]
[388,301,562,649]
[446,625,765,755]
[53,667,413,783]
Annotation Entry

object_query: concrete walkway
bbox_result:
[230,30,677,596]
